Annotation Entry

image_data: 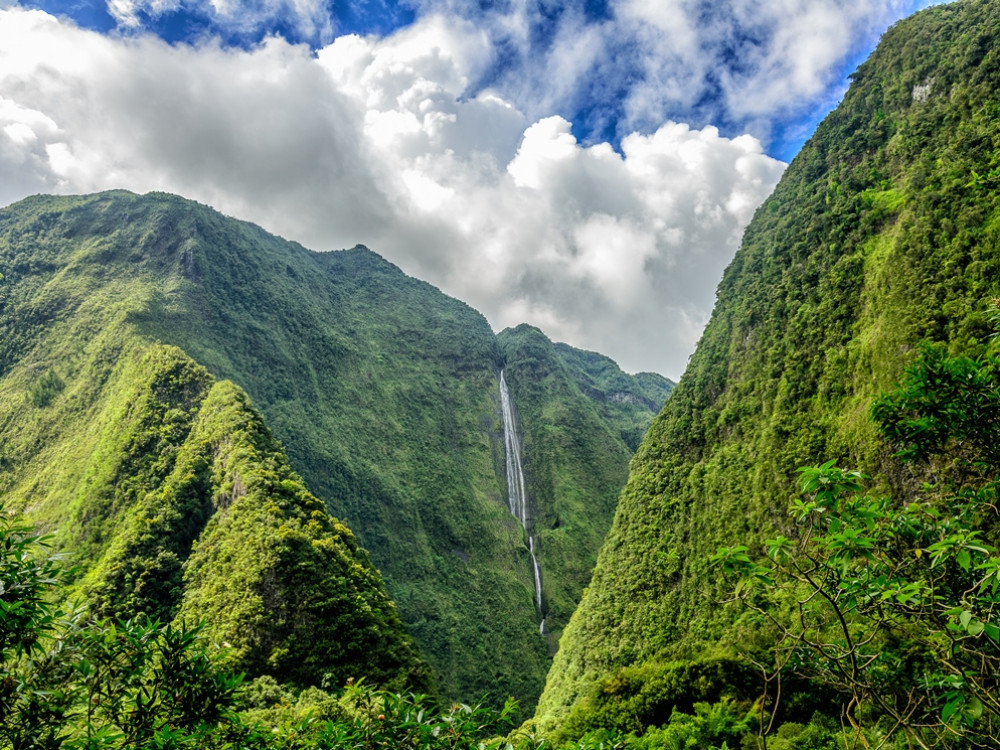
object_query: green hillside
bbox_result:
[0,319,428,692]
[535,0,1000,738]
[0,190,669,709]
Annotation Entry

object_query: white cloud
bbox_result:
[0,6,785,378]
[108,0,181,29]
[400,0,919,149]
[89,0,938,153]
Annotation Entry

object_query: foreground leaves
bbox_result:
[715,344,1000,748]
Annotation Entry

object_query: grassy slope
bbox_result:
[535,0,1000,733]
[0,191,669,709]
[498,325,673,646]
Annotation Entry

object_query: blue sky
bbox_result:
[1,0,942,377]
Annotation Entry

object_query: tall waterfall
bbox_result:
[499,369,545,634]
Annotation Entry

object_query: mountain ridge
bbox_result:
[0,189,672,708]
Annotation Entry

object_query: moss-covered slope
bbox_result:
[535,0,1000,733]
[0,321,429,690]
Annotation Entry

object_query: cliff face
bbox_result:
[498,324,673,646]
[534,0,1000,733]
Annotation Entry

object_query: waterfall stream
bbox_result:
[499,369,546,634]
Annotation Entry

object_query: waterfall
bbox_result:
[499,369,545,633]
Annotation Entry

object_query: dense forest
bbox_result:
[4,0,1000,748]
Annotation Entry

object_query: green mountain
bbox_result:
[0,331,429,692]
[0,190,671,708]
[535,0,1000,736]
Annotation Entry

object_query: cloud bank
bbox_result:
[1,6,789,377]
[89,0,929,155]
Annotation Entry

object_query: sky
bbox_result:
[0,0,941,379]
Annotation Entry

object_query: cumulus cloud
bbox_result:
[80,0,934,157]
[0,6,784,378]
[400,0,928,153]
[316,19,785,376]
[0,8,390,243]
[612,0,916,141]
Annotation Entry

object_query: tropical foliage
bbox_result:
[5,514,762,750]
[6,0,1000,744]
[1,509,239,749]
[716,344,1000,748]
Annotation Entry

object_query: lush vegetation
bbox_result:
[0,189,666,709]
[0,335,430,695]
[0,510,510,748]
[546,339,673,454]
[5,508,766,750]
[536,0,1000,738]
[715,344,1000,748]
[1,507,239,748]
[0,503,845,750]
[10,0,999,743]
[525,344,1000,749]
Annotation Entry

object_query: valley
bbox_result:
[0,190,671,711]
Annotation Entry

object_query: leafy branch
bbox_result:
[714,344,1000,749]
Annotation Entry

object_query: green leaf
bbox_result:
[942,696,963,722]
[968,696,984,720]
[983,622,999,642]
[957,549,971,571]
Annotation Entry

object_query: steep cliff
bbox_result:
[535,0,1000,733]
